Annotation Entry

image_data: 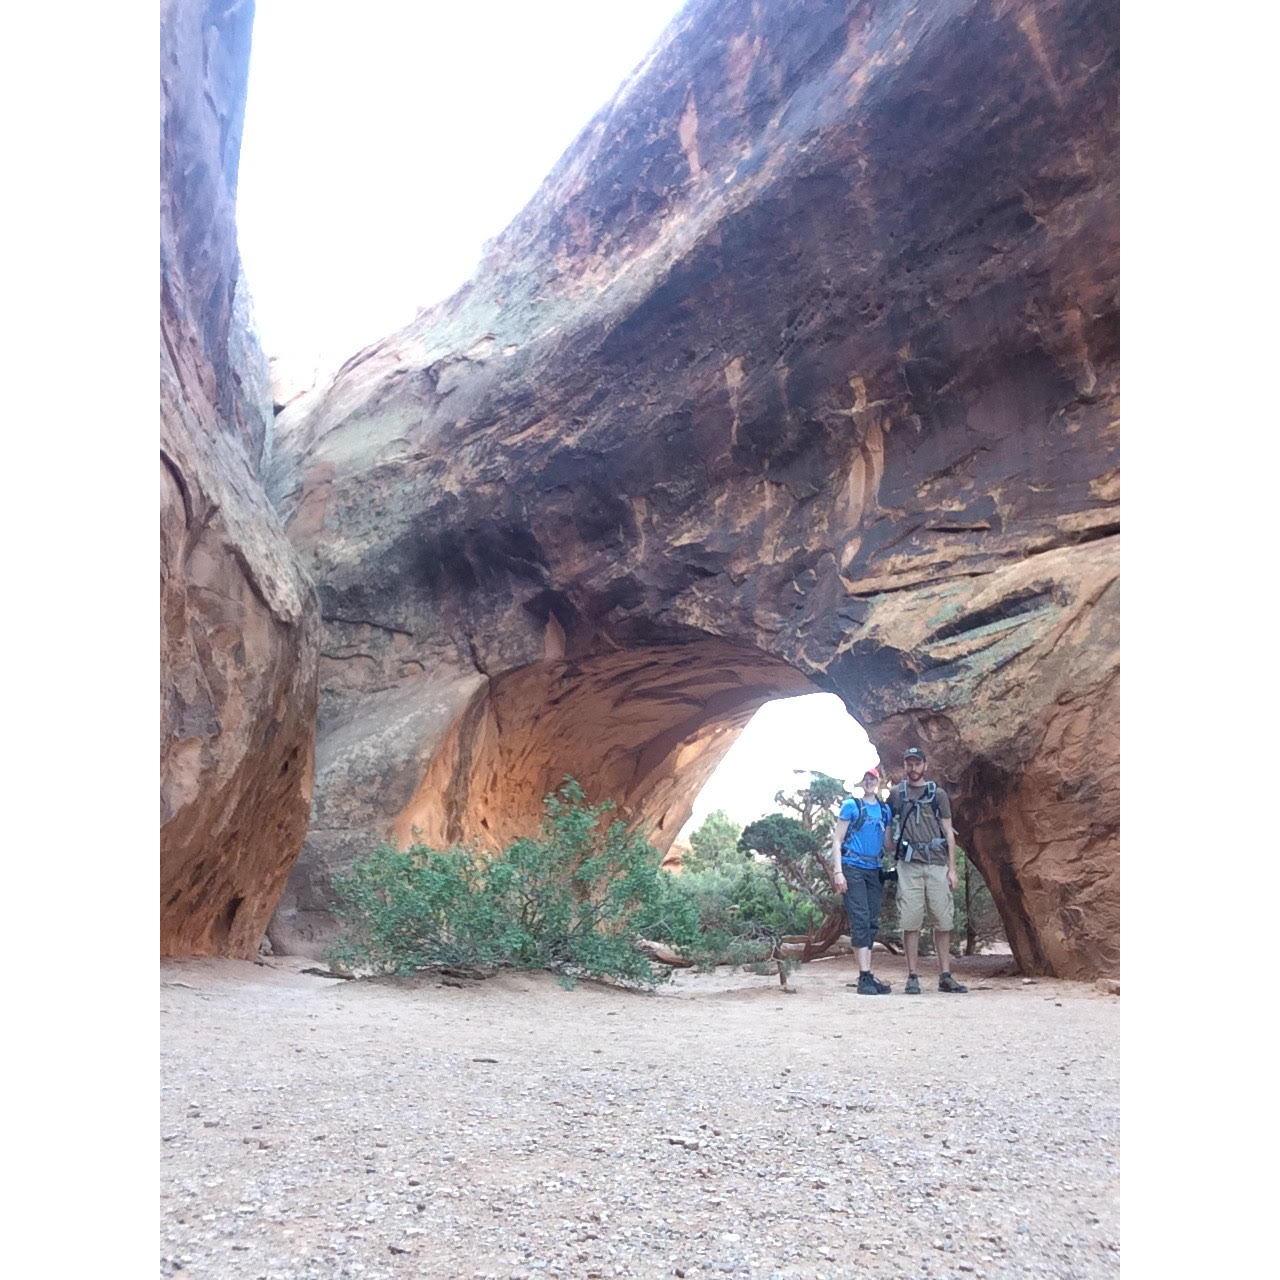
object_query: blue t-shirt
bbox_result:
[838,797,890,870]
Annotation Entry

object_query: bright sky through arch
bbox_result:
[239,0,688,383]
[238,4,876,841]
[677,695,878,842]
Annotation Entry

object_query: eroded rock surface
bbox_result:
[160,0,319,957]
[266,0,1118,975]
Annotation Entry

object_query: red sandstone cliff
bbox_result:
[160,0,320,957]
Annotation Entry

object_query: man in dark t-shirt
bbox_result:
[888,747,968,994]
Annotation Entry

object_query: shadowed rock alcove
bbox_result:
[391,640,816,853]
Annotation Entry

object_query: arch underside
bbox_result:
[269,634,818,957]
[393,639,817,854]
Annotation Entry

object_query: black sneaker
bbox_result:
[856,971,891,995]
[904,973,921,995]
[939,972,968,993]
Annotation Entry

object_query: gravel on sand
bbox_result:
[160,952,1119,1280]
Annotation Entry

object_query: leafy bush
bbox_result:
[738,813,820,865]
[328,844,498,976]
[329,779,711,988]
[738,814,836,930]
[654,810,832,984]
[772,770,846,845]
[684,809,746,872]
[674,798,840,965]
[667,860,820,956]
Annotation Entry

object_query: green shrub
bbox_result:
[327,843,498,976]
[635,867,758,969]
[674,801,839,968]
[738,814,836,931]
[662,861,813,963]
[329,776,899,988]
[330,779,710,988]
[684,809,746,872]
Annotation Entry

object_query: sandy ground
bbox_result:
[160,952,1118,1280]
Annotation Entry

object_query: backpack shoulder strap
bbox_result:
[844,796,864,835]
[924,781,942,820]
[893,781,915,857]
[839,798,858,855]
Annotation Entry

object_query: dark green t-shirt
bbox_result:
[889,782,952,865]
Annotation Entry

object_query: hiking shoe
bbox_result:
[938,972,968,994]
[904,974,921,995]
[856,971,891,995]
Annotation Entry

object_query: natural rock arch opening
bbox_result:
[270,630,830,957]
[391,638,817,855]
[671,689,878,849]
[271,605,1104,978]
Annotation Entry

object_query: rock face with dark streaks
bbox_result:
[160,0,320,957]
[265,0,1119,976]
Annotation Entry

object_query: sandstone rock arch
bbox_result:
[161,0,1119,978]
[264,0,1118,976]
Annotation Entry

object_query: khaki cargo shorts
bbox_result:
[896,861,953,932]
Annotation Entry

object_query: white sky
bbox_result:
[676,694,877,842]
[239,0,687,381]
[239,2,877,839]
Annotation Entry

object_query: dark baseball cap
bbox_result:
[902,747,927,762]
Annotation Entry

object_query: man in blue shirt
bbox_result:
[829,766,894,994]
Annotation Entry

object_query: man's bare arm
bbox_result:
[942,817,958,889]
